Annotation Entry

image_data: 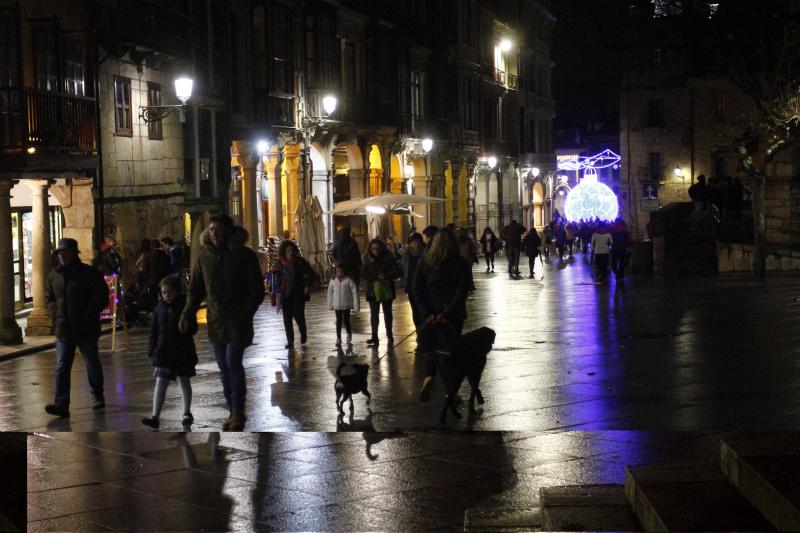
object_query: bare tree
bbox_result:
[711,0,800,276]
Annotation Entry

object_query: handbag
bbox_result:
[372,279,392,302]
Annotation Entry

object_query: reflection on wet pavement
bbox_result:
[4,256,800,432]
[26,430,729,531]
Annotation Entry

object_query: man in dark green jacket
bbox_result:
[180,214,264,431]
[44,238,109,418]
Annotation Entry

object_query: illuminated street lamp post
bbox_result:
[299,94,337,197]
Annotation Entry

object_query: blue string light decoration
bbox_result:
[564,169,619,222]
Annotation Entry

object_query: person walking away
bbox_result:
[361,238,401,347]
[591,224,614,283]
[542,223,553,260]
[479,227,498,271]
[523,228,542,278]
[94,236,122,277]
[457,228,477,291]
[180,214,264,432]
[44,238,108,418]
[412,228,471,401]
[610,217,631,281]
[327,263,360,353]
[331,226,362,286]
[554,223,567,261]
[565,222,578,259]
[161,237,186,273]
[275,240,318,349]
[142,275,198,429]
[504,220,524,276]
[401,232,425,329]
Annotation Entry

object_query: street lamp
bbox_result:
[422,138,434,153]
[487,156,498,169]
[141,76,194,123]
[322,95,338,116]
[532,167,541,177]
[499,38,513,52]
[674,165,682,177]
[257,140,270,156]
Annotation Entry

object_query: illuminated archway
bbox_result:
[368,144,383,197]
[532,180,545,228]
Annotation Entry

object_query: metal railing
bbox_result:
[0,87,96,151]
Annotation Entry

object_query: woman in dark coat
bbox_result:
[523,228,542,278]
[142,275,198,429]
[276,240,318,349]
[479,227,499,272]
[361,238,401,347]
[412,227,471,400]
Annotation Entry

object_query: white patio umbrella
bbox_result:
[328,192,445,215]
[306,195,329,281]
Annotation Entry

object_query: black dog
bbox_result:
[335,363,371,414]
[436,326,496,426]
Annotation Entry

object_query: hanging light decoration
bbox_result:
[564,168,619,222]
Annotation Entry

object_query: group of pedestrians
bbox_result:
[688,174,746,221]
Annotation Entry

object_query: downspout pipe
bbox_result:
[92,1,104,248]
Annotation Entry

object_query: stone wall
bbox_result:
[717,242,800,272]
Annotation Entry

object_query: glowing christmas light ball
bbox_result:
[564,172,619,222]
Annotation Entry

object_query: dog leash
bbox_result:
[372,331,415,366]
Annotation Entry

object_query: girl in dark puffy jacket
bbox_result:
[142,275,198,429]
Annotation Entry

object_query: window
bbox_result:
[0,10,19,87]
[715,92,727,122]
[648,152,663,179]
[410,70,424,129]
[306,12,338,90]
[268,2,293,94]
[33,29,58,91]
[114,76,132,136]
[63,38,85,96]
[646,98,664,127]
[253,6,266,89]
[341,40,357,95]
[147,83,162,140]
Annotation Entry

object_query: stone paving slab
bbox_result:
[26,430,730,532]
[4,256,800,432]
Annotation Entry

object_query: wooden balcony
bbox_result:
[0,88,96,174]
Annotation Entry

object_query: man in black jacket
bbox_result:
[331,226,362,285]
[44,238,109,418]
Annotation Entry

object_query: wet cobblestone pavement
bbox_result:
[26,430,733,531]
[4,255,800,433]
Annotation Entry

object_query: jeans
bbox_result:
[54,336,104,408]
[507,246,520,272]
[595,253,610,280]
[212,343,246,412]
[484,252,495,269]
[335,309,352,337]
[369,299,393,339]
[282,296,307,344]
[612,250,627,279]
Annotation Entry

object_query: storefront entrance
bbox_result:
[11,208,63,310]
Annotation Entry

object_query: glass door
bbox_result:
[11,212,22,309]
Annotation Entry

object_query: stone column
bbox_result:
[0,180,22,345]
[25,180,54,336]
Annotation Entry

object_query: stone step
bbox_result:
[540,484,642,531]
[463,506,541,532]
[624,462,775,531]
[720,433,800,531]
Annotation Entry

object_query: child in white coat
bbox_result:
[327,263,360,352]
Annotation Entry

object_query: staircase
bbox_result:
[464,433,800,531]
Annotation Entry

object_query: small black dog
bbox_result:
[335,363,371,414]
[437,326,496,426]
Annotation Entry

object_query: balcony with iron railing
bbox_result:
[0,87,96,152]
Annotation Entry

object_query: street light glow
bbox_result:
[405,164,414,177]
[499,39,513,52]
[257,140,269,156]
[487,156,498,169]
[322,95,337,115]
[532,167,541,177]
[674,165,682,176]
[174,77,193,104]
[422,138,433,153]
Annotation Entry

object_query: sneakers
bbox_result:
[418,376,435,402]
[182,412,194,425]
[285,342,294,349]
[366,337,379,346]
[92,395,105,410]
[44,404,70,418]
[335,338,342,348]
[141,416,159,429]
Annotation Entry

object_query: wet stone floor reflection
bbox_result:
[26,430,734,531]
[4,257,800,432]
